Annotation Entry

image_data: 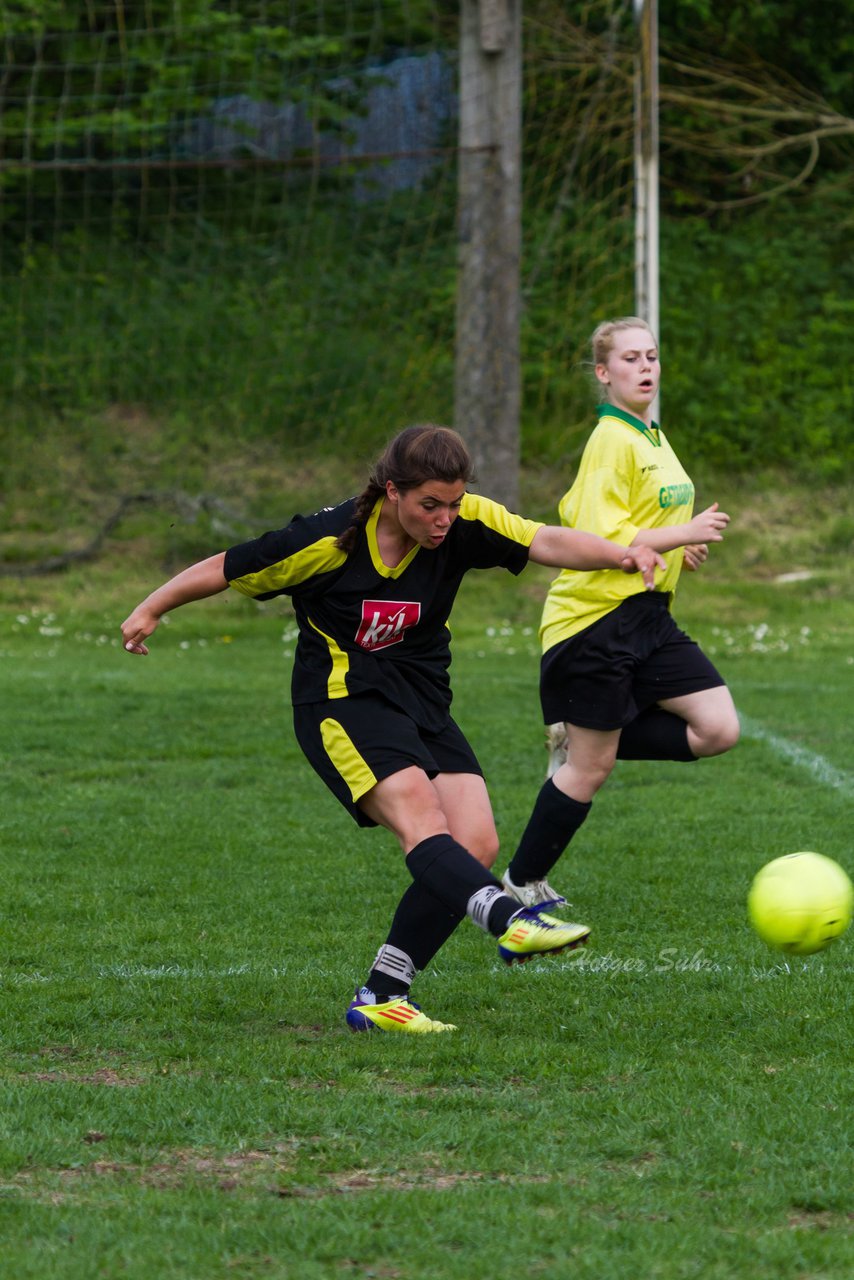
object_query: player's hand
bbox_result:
[618,545,667,590]
[688,502,729,543]
[683,543,709,572]
[121,605,160,655]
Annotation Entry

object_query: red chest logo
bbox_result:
[355,599,421,651]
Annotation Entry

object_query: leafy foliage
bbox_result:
[0,1,850,483]
[0,0,446,231]
[0,2,342,149]
[665,0,854,115]
[662,194,854,478]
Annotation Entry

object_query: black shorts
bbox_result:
[540,592,726,731]
[292,693,483,828]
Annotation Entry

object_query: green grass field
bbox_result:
[1,498,852,1279]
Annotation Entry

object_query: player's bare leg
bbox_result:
[657,685,740,758]
[552,724,621,803]
[503,724,620,910]
[432,771,499,868]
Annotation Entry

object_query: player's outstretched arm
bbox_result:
[631,503,730,554]
[121,552,228,655]
[528,527,665,590]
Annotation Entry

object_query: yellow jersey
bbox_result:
[540,404,694,651]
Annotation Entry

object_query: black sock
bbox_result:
[405,834,519,938]
[366,882,462,999]
[617,708,696,761]
[507,779,591,883]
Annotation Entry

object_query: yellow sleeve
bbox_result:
[559,430,640,545]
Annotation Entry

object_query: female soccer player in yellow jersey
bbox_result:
[121,424,670,1034]
[501,319,740,911]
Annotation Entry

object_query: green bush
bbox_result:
[0,191,851,488]
[662,196,854,477]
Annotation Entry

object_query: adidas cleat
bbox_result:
[498,907,590,965]
[502,869,567,910]
[345,994,457,1034]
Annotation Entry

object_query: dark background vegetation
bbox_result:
[0,0,851,571]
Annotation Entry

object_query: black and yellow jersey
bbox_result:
[224,493,542,731]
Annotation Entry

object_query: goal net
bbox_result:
[0,2,641,468]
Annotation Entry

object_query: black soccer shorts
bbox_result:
[539,591,726,731]
[292,693,483,827]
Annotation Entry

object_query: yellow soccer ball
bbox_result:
[748,852,853,956]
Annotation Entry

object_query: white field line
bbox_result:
[739,714,853,795]
[3,956,852,984]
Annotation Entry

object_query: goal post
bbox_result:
[634,0,660,358]
[454,0,653,505]
[455,0,523,510]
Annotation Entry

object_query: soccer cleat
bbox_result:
[502,869,567,910]
[497,907,590,965]
[546,722,568,778]
[345,993,457,1034]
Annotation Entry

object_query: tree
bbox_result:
[455,0,523,510]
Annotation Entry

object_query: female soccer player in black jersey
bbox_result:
[500,319,740,913]
[122,424,667,1033]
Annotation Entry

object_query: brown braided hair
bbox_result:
[336,424,474,555]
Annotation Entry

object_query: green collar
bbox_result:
[597,402,660,446]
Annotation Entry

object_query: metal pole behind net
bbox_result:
[634,0,660,414]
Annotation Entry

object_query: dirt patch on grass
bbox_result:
[29,1067,146,1087]
[8,1144,560,1205]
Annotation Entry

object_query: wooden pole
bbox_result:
[455,0,522,509]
